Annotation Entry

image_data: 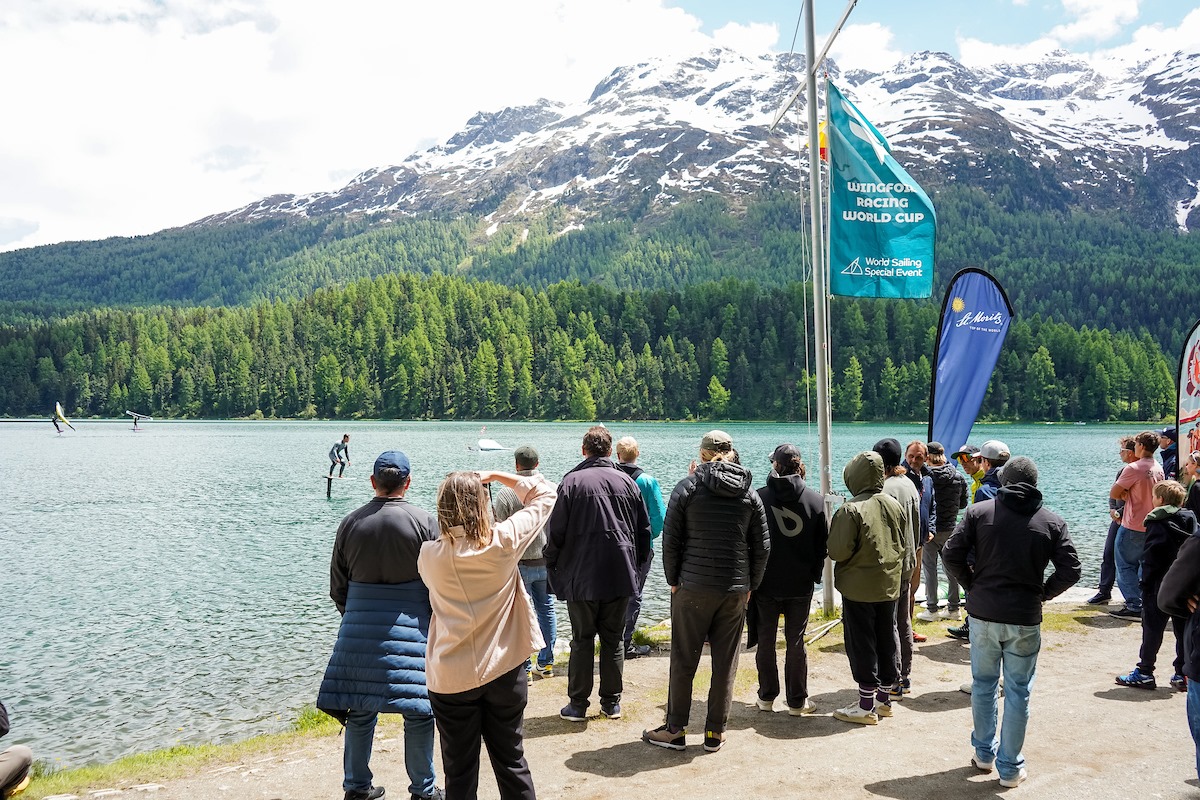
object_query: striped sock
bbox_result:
[876,686,892,705]
[858,685,875,711]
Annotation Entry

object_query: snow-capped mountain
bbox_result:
[196,44,1200,232]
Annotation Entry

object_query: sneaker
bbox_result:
[345,788,385,800]
[643,724,686,750]
[947,623,970,641]
[1115,668,1156,689]
[833,704,879,725]
[788,699,817,715]
[999,768,1028,788]
[1086,592,1112,605]
[912,631,928,643]
[874,701,893,718]
[960,680,1004,695]
[1109,606,1142,619]
[536,663,553,679]
[1171,674,1188,692]
[625,643,651,659]
[410,790,445,800]
[945,608,963,621]
[702,730,726,752]
[755,697,775,712]
[916,609,941,622]
[559,703,588,721]
[600,701,621,719]
[971,754,995,773]
[888,684,905,699]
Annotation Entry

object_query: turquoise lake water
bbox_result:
[2,419,1131,767]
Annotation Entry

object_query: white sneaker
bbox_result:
[999,768,1027,788]
[972,754,995,773]
[873,701,893,718]
[945,608,963,621]
[788,699,816,716]
[833,704,878,725]
[755,698,774,712]
[960,680,1004,695]
[916,610,941,622]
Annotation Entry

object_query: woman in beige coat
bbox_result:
[418,470,556,800]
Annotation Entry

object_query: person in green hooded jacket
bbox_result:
[827,450,909,726]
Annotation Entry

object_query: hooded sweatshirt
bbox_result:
[943,482,1081,626]
[1158,531,1200,680]
[1142,504,1197,588]
[827,452,908,603]
[663,459,770,593]
[755,472,828,598]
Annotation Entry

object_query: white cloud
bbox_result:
[1106,6,1200,56]
[711,21,779,55]
[0,0,722,250]
[956,35,1062,67]
[826,22,905,73]
[1049,0,1140,43]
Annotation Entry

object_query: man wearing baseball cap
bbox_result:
[318,450,444,800]
[1159,427,1179,481]
[951,444,985,501]
[974,441,1011,504]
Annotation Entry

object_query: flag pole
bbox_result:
[802,0,837,614]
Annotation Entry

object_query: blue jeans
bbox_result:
[1189,679,1200,781]
[344,710,436,797]
[1114,526,1146,611]
[519,563,556,669]
[969,618,1040,783]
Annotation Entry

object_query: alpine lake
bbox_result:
[2,419,1135,767]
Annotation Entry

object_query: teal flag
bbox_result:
[826,80,935,298]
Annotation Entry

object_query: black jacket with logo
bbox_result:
[755,473,827,598]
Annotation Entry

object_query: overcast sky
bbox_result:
[1,0,1197,251]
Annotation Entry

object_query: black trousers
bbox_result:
[566,597,629,707]
[1098,519,1119,594]
[842,598,899,689]
[1139,581,1186,675]
[754,593,812,708]
[667,586,748,733]
[623,555,654,649]
[428,664,536,800]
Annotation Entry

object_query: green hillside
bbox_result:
[2,187,1197,355]
[0,271,1172,423]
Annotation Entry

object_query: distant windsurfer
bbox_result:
[51,416,62,434]
[329,434,351,477]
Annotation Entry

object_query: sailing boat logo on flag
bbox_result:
[826,80,936,298]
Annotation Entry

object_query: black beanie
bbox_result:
[872,438,902,470]
[1001,456,1038,487]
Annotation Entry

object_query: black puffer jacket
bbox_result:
[1142,506,1197,588]
[755,473,827,598]
[929,463,967,534]
[1159,532,1200,679]
[663,460,769,593]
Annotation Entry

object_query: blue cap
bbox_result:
[374,450,411,478]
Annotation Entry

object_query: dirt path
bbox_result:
[38,603,1200,799]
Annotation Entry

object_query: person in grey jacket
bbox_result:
[643,430,769,753]
[492,445,556,679]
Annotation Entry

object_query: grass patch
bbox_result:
[21,706,353,800]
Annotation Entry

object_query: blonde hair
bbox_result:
[616,436,639,462]
[1154,480,1187,508]
[436,471,493,548]
[701,449,734,463]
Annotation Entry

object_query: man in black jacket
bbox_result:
[546,426,652,723]
[643,430,769,753]
[1158,519,1200,781]
[752,444,828,715]
[943,457,1080,790]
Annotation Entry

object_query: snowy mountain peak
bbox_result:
[196,41,1200,232]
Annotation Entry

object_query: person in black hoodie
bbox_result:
[643,430,769,753]
[942,457,1080,789]
[751,444,828,716]
[1158,508,1200,781]
[1115,480,1195,690]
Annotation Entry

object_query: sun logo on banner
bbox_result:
[952,297,965,313]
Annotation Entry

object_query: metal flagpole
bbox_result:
[802,0,837,614]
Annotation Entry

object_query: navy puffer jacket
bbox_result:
[663,460,770,593]
[317,580,432,722]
